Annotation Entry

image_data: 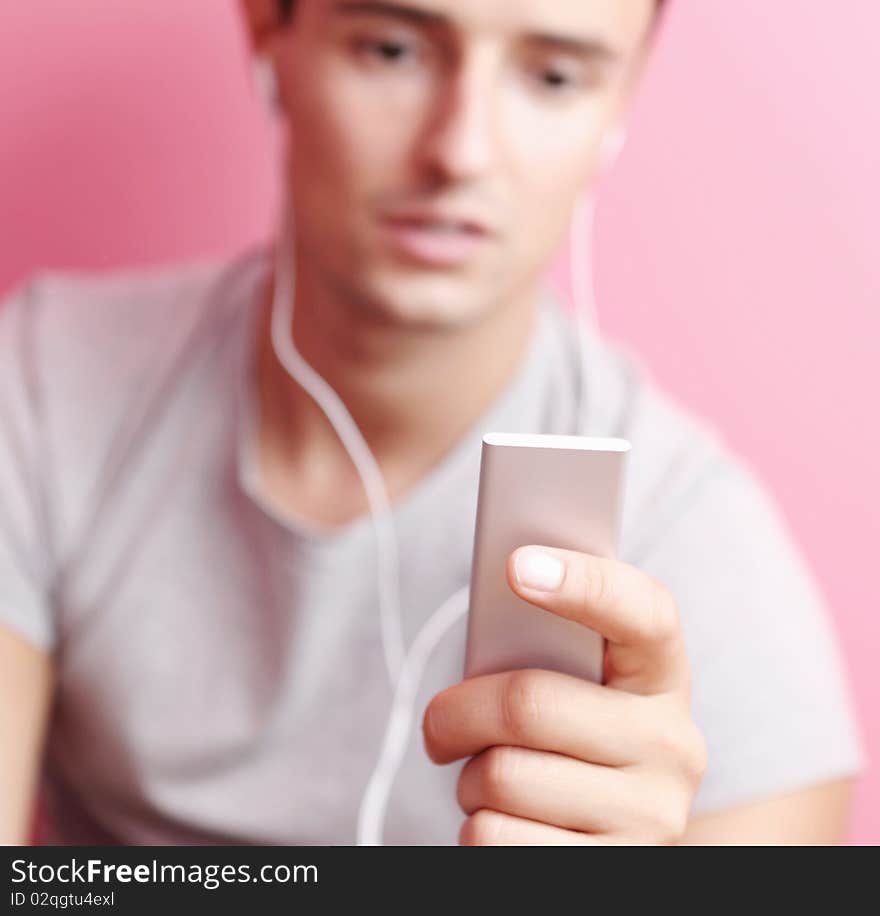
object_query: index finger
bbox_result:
[507,545,690,695]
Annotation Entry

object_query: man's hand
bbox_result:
[423,545,708,845]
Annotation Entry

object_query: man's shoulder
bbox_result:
[0,247,268,399]
[0,249,269,548]
[2,247,265,351]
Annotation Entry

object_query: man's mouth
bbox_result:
[386,215,486,234]
[379,211,494,267]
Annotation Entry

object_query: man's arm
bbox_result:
[0,623,54,844]
[682,777,854,845]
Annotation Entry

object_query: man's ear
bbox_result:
[240,0,285,53]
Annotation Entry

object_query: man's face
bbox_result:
[263,0,654,328]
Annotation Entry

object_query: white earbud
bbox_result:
[252,54,281,114]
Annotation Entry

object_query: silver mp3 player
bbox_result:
[464,432,631,683]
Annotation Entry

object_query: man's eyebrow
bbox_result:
[331,1,446,27]
[525,32,621,62]
[330,3,622,61]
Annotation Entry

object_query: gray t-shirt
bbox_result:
[0,246,864,845]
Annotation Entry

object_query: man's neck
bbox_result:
[252,260,540,529]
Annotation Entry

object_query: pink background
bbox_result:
[1,1,877,842]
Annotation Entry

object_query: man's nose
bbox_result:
[414,56,502,186]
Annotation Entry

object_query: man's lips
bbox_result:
[379,211,495,267]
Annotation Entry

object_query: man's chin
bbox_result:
[354,271,497,332]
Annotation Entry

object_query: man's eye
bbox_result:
[524,58,601,96]
[533,65,583,93]
[355,37,416,65]
[541,68,572,89]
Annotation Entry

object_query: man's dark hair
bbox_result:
[278,1,667,27]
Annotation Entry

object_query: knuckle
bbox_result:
[459,808,503,846]
[645,580,680,645]
[683,726,709,783]
[645,704,681,760]
[640,793,689,844]
[660,799,689,843]
[585,561,617,610]
[652,726,680,765]
[421,696,446,761]
[478,746,521,807]
[501,669,548,744]
[667,795,690,841]
[645,699,699,770]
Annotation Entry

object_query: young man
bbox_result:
[0,0,863,845]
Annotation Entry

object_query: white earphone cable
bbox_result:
[268,154,612,849]
[269,204,405,687]
[355,583,471,845]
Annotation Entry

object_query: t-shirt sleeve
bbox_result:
[0,279,56,652]
[633,453,866,815]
